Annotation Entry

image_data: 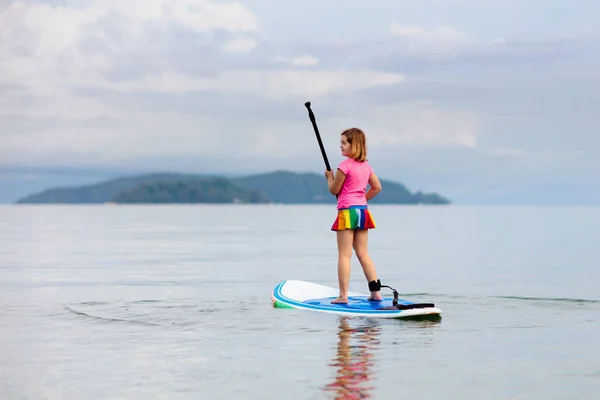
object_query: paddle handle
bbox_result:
[305,102,331,171]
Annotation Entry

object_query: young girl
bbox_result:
[325,127,383,304]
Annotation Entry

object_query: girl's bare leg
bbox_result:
[353,229,382,301]
[332,230,354,304]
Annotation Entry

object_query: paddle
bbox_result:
[304,102,331,171]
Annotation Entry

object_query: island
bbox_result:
[15,170,451,205]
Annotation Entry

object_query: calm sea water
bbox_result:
[1,204,599,399]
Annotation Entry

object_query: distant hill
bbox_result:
[15,173,213,204]
[15,170,450,205]
[229,170,446,204]
[230,171,337,203]
[114,178,268,204]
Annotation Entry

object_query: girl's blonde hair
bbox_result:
[341,127,367,162]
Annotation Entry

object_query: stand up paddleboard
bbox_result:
[271,280,441,319]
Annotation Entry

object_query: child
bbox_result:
[324,127,383,304]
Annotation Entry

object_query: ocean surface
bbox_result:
[1,204,599,399]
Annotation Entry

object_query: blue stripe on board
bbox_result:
[273,281,408,315]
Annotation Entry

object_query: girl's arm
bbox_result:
[366,172,382,201]
[327,169,346,195]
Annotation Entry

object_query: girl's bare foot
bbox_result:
[331,297,348,304]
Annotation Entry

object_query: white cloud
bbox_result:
[0,0,407,169]
[274,55,320,67]
[1,108,233,165]
[291,55,320,67]
[244,130,309,157]
[390,24,474,52]
[153,0,259,33]
[94,69,404,99]
[2,67,404,113]
[1,4,102,56]
[388,23,505,56]
[0,0,260,97]
[0,1,258,53]
[223,37,258,54]
[0,2,402,104]
[357,101,480,148]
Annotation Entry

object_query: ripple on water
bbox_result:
[63,298,230,329]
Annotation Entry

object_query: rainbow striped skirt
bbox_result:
[331,205,376,231]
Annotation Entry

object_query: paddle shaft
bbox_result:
[304,102,331,171]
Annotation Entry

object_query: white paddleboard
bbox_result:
[271,280,442,319]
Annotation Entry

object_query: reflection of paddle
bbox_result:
[323,317,381,399]
[304,101,331,171]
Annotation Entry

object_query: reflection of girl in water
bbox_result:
[323,317,381,399]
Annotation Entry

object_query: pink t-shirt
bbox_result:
[336,157,373,209]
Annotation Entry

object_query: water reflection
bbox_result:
[323,317,381,399]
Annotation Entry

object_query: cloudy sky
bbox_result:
[1,0,599,204]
